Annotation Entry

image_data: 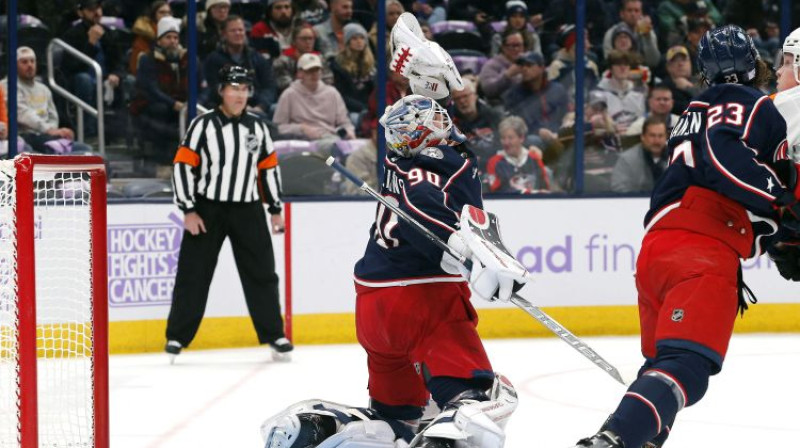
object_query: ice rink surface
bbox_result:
[110,334,800,448]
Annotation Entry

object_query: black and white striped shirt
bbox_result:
[172,109,282,214]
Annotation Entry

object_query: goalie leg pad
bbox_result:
[261,400,417,448]
[409,374,518,448]
[317,420,404,448]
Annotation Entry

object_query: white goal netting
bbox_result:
[0,159,97,448]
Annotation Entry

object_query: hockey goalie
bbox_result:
[259,13,531,448]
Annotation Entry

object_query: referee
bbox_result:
[165,65,293,361]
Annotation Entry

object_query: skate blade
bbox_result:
[271,350,292,362]
[168,353,178,365]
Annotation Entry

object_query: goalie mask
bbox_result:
[380,94,453,158]
[390,12,464,102]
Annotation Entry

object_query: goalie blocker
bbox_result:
[441,205,530,303]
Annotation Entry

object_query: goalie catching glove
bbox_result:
[441,205,531,302]
[389,12,464,102]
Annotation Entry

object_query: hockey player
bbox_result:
[259,95,527,448]
[774,28,800,149]
[260,12,527,447]
[765,30,800,291]
[574,25,800,448]
[352,94,527,448]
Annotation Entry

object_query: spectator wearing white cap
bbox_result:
[273,53,355,141]
[196,0,231,59]
[130,17,194,164]
[129,1,174,75]
[314,0,354,59]
[203,15,277,117]
[0,47,90,155]
[330,22,375,113]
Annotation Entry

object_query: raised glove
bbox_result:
[389,12,463,101]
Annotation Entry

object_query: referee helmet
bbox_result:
[219,65,254,87]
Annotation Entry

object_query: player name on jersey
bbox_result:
[669,111,703,139]
[383,168,405,195]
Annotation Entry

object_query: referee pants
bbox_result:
[166,197,285,347]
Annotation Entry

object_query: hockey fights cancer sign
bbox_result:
[107,213,182,307]
[98,200,791,314]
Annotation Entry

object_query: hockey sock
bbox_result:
[370,399,424,421]
[427,376,491,409]
[609,348,714,447]
[606,375,680,448]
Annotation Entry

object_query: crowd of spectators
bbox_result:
[3,0,798,196]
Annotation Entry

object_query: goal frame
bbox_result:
[12,154,109,448]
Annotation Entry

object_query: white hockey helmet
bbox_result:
[782,27,800,84]
[380,94,453,158]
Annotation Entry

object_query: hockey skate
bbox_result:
[409,374,518,448]
[261,399,401,448]
[165,340,182,365]
[573,431,624,448]
[269,337,294,362]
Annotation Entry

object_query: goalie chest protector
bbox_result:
[354,145,483,286]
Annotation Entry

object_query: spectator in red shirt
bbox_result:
[251,0,296,53]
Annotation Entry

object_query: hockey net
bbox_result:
[0,155,108,448]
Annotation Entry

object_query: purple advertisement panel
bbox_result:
[107,212,183,307]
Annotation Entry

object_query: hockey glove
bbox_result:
[389,13,464,102]
[767,244,800,281]
[457,205,530,302]
[441,233,472,279]
[773,160,800,233]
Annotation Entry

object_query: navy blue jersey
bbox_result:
[354,145,482,286]
[485,150,551,193]
[646,84,790,255]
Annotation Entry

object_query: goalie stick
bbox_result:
[325,156,627,386]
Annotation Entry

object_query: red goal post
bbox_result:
[0,154,108,448]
